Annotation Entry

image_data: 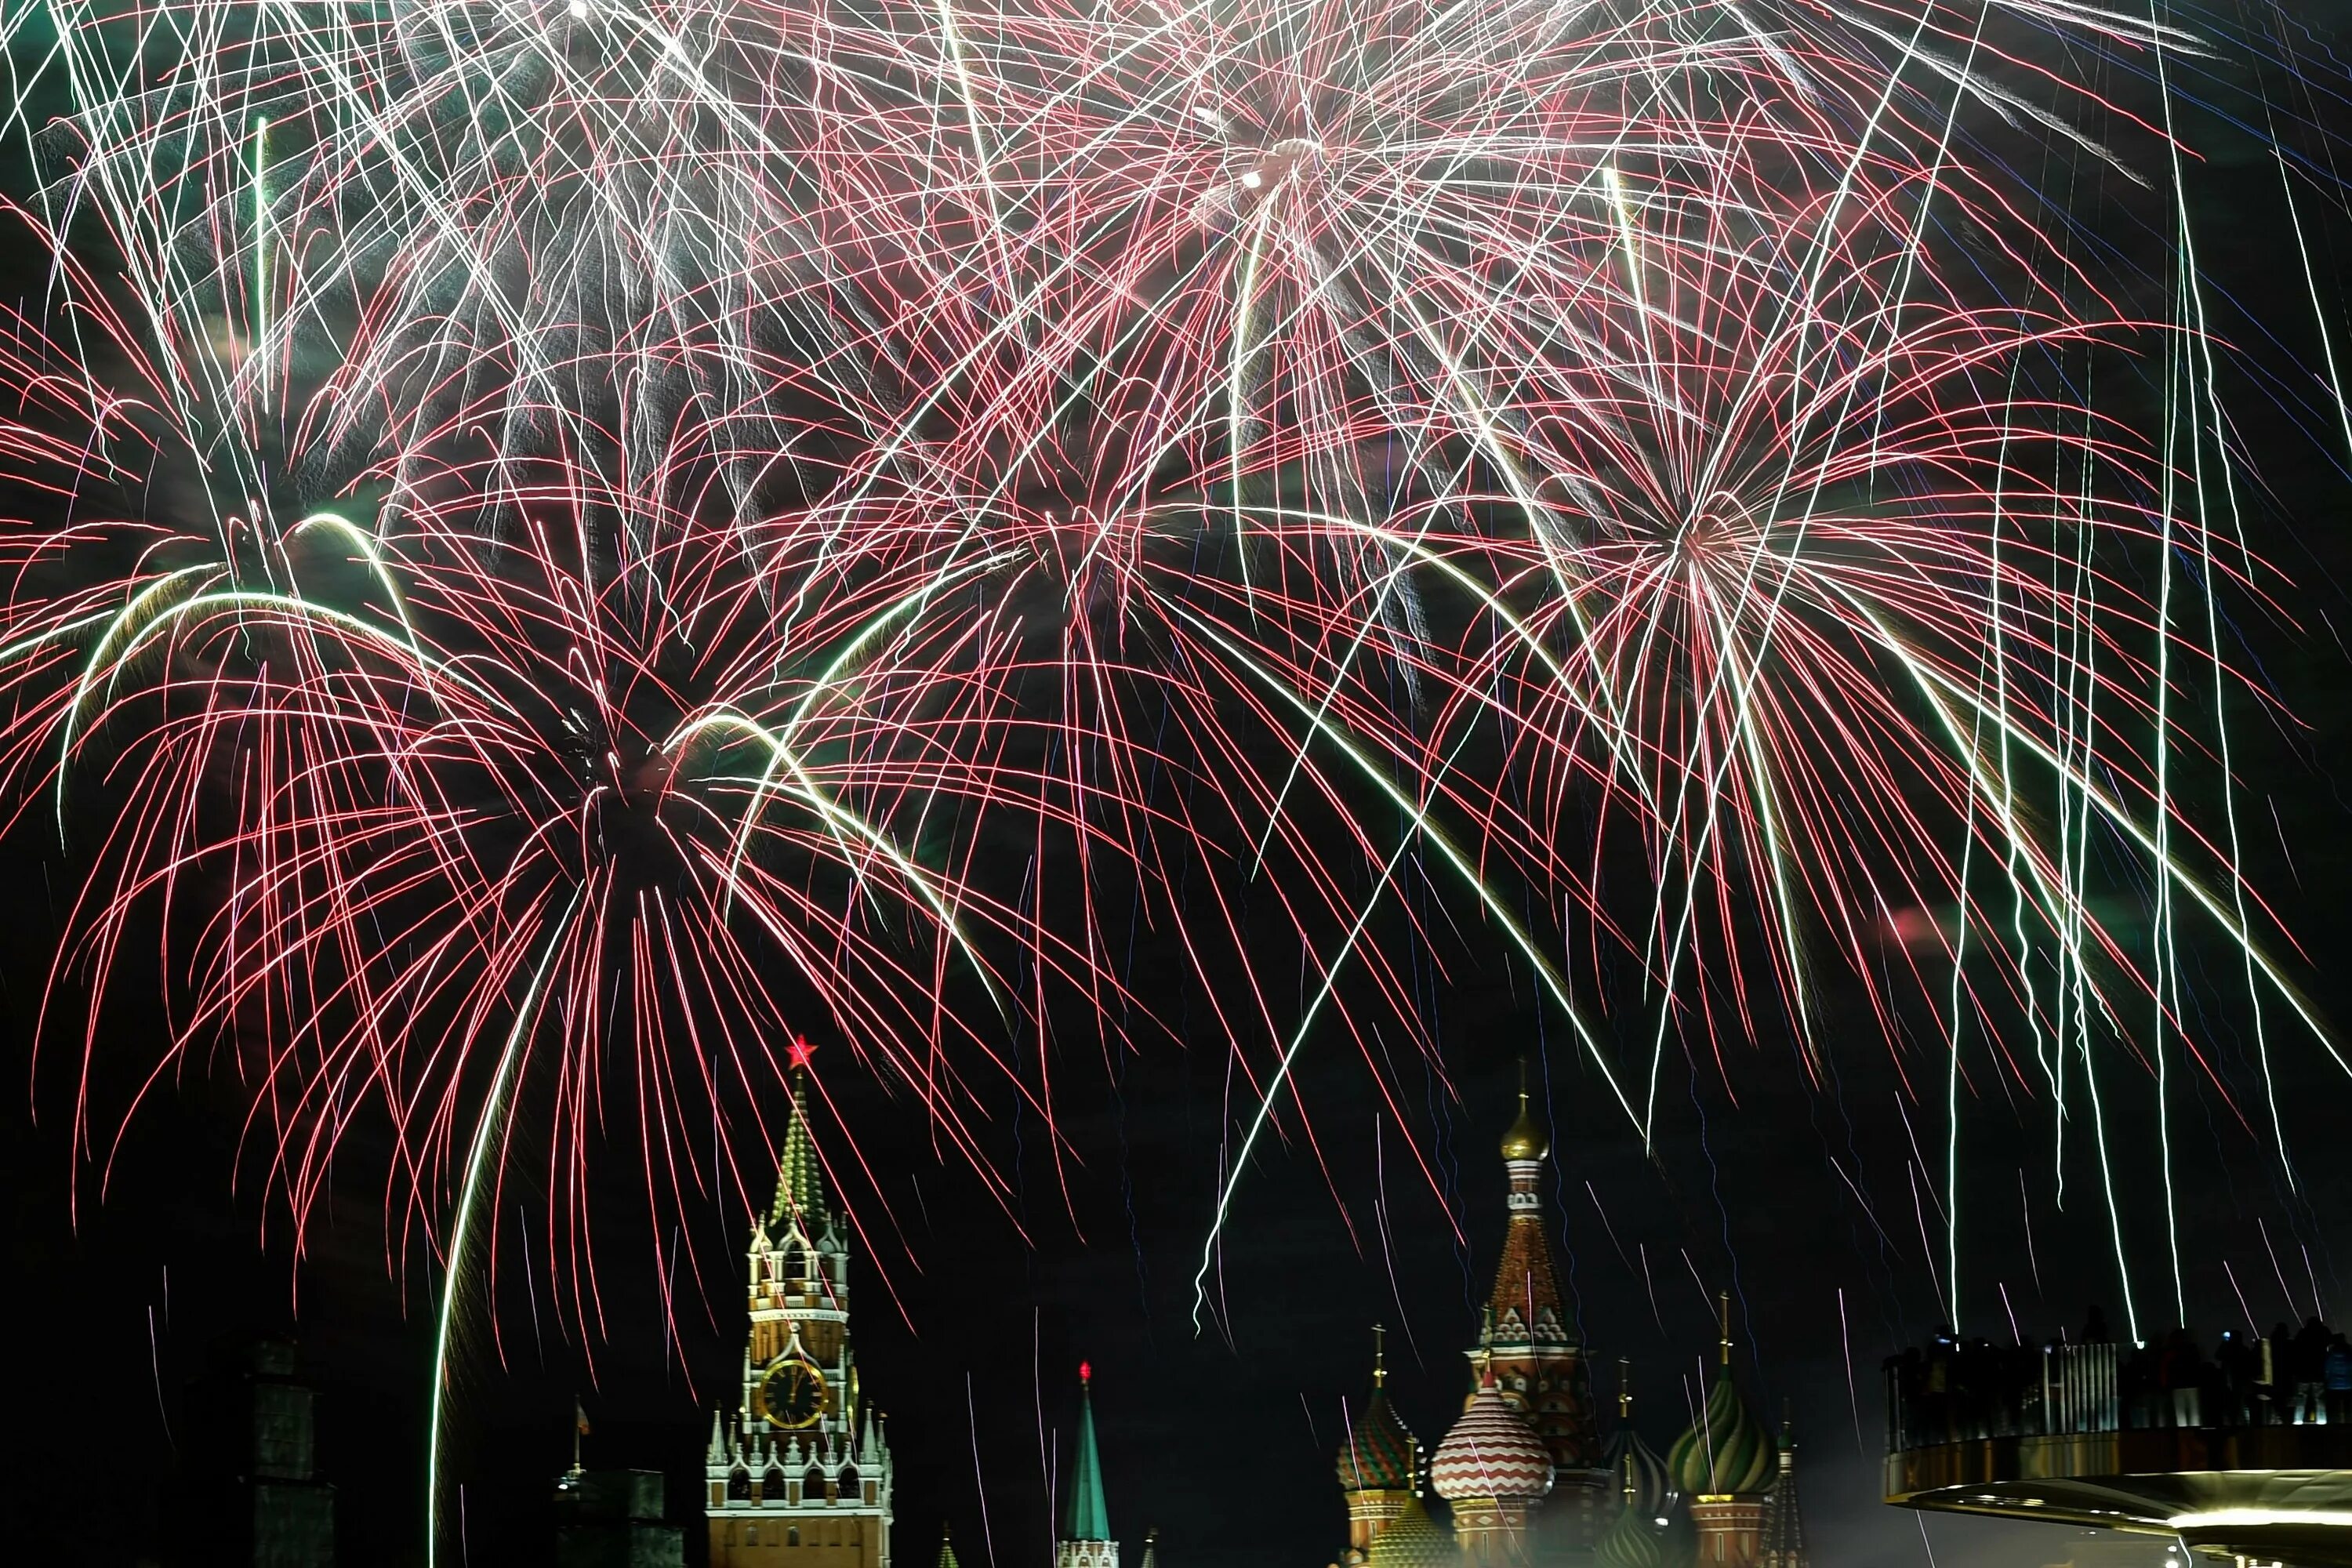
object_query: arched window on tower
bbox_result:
[728,1467,751,1501]
[762,1465,785,1501]
[805,1465,826,1500]
[837,1465,858,1499]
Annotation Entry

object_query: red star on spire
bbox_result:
[1079,1360,1092,1385]
[788,1034,815,1070]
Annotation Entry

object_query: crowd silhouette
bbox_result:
[1886,1309,2352,1450]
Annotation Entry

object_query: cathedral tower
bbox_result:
[1475,1072,1608,1552]
[1433,1364,1555,1563]
[1755,1417,1806,1568]
[708,1058,894,1566]
[1058,1363,1118,1568]
[1665,1298,1770,1568]
[1337,1327,1425,1563]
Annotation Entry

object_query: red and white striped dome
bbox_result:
[1431,1385,1554,1504]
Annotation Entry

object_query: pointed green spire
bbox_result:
[937,1525,960,1568]
[765,1044,831,1236]
[1063,1362,1112,1543]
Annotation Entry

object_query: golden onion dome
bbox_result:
[1366,1495,1457,1568]
[1499,1090,1548,1161]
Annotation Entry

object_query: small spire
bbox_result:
[1141,1526,1160,1568]
[1373,1324,1388,1388]
[1719,1290,1734,1369]
[1618,1356,1632,1421]
[938,1524,961,1568]
[1062,1361,1112,1544]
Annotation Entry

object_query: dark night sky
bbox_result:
[9,8,2352,1568]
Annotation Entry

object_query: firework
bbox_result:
[2,0,2345,1474]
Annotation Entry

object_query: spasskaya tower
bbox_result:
[706,1053,893,1565]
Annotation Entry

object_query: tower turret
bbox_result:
[1338,1326,1425,1563]
[1597,1361,1675,1568]
[1756,1416,1806,1568]
[1058,1363,1117,1568]
[1601,1360,1670,1523]
[709,1048,893,1566]
[1665,1298,1770,1568]
[1433,1367,1554,1564]
[1472,1066,1608,1555]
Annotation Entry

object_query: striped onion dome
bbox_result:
[1431,1383,1554,1504]
[1596,1499,1668,1568]
[1336,1387,1421,1494]
[1665,1369,1771,1497]
[1367,1495,1457,1568]
[1602,1420,1671,1519]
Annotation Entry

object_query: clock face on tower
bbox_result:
[756,1353,829,1430]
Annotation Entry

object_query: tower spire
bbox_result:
[766,1042,831,1238]
[1473,1062,1599,1481]
[1058,1362,1116,1566]
[1758,1408,1807,1568]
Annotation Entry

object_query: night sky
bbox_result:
[9,8,2352,1568]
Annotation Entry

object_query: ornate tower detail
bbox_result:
[708,1057,894,1566]
[1058,1363,1118,1568]
[1755,1417,1806,1568]
[1475,1070,1608,1556]
[1338,1326,1425,1564]
[1433,1369,1555,1563]
[1665,1298,1770,1568]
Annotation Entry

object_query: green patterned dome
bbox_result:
[1666,1368,1771,1496]
[1336,1387,1421,1494]
[1367,1495,1457,1568]
[1596,1501,1667,1568]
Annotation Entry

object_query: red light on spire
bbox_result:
[1079,1360,1091,1385]
[788,1034,815,1069]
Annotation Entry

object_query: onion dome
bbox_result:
[1432,1380,1554,1504]
[1596,1500,1668,1568]
[1367,1496,1457,1568]
[1498,1069,1549,1161]
[1602,1359,1670,1518]
[1665,1367,1771,1497]
[1338,1327,1422,1494]
[1602,1421,1671,1519]
[1338,1386,1421,1494]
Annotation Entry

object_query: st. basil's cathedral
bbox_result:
[1330,1090,1809,1568]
